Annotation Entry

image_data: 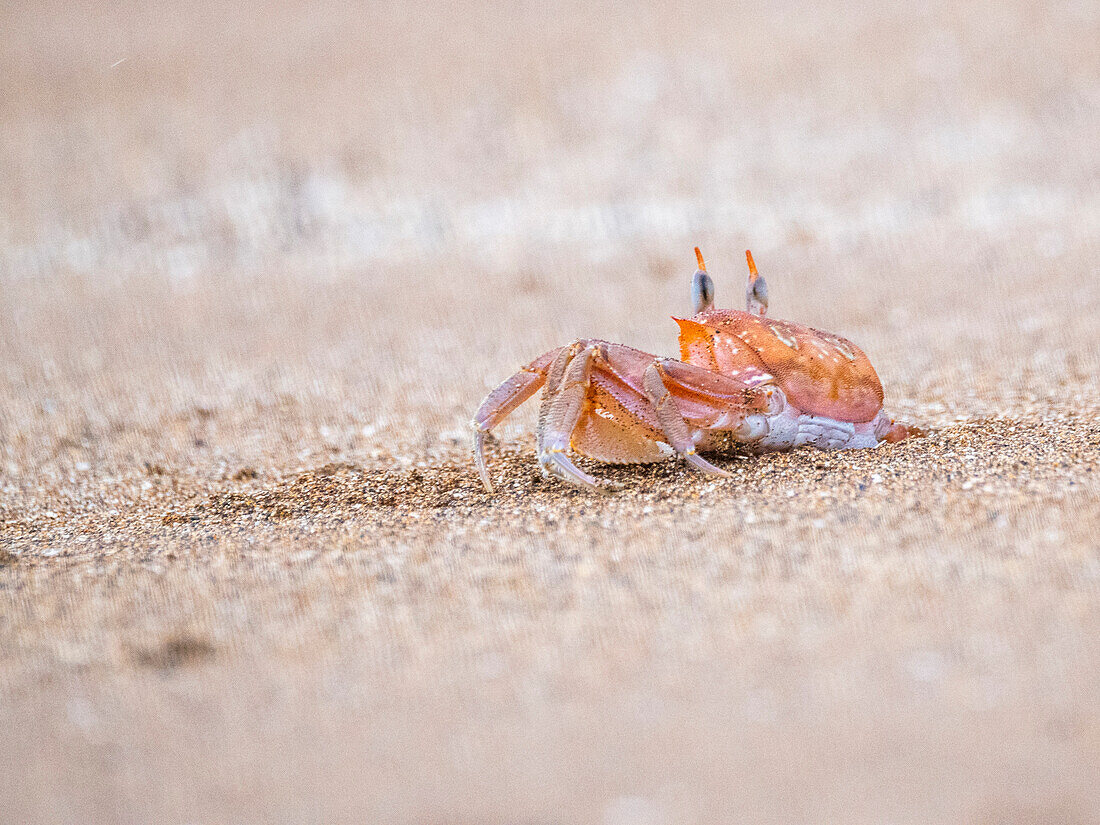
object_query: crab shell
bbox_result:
[675,309,907,448]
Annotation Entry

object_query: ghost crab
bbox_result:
[474,248,908,491]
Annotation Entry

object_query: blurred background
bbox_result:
[2,1,1099,822]
[2,0,1098,463]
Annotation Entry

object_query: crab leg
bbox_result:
[473,347,561,491]
[536,342,770,490]
[474,338,773,492]
[536,342,603,491]
[642,363,731,478]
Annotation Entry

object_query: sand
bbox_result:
[2,0,1100,822]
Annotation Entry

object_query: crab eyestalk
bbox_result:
[745,249,769,317]
[692,246,715,314]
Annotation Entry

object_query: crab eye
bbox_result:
[752,277,768,304]
[692,269,714,314]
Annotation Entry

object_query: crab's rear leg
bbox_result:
[473,347,561,491]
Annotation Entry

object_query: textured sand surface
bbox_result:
[3,1,1100,822]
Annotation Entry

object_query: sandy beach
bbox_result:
[2,0,1100,821]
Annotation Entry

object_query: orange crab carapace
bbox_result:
[473,248,908,491]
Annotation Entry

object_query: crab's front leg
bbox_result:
[641,362,733,479]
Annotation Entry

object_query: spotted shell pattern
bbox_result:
[675,309,886,423]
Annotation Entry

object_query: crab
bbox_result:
[473,248,908,491]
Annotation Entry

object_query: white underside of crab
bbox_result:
[696,387,891,453]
